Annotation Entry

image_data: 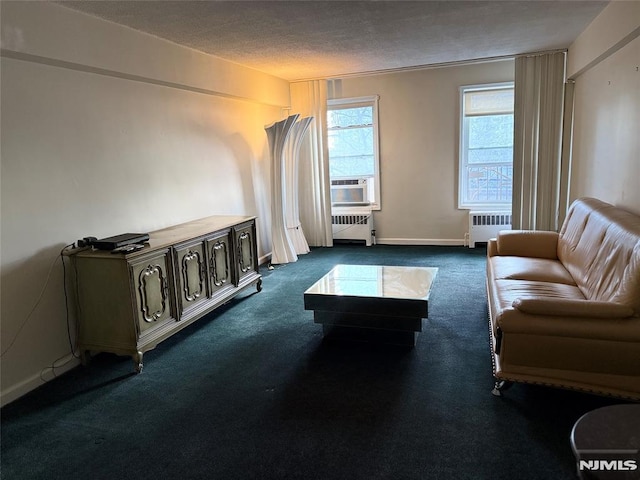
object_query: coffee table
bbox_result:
[303,265,438,346]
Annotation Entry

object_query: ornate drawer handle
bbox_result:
[211,241,229,287]
[238,232,252,273]
[138,264,167,322]
[182,250,203,301]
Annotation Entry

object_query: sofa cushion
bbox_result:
[487,278,585,337]
[557,197,601,270]
[615,244,640,315]
[558,197,640,314]
[496,230,558,259]
[489,256,576,285]
[582,227,640,314]
[512,298,634,318]
[490,279,585,314]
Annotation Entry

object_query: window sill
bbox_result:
[459,205,511,212]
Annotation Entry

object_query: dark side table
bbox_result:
[570,404,640,479]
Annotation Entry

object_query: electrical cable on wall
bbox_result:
[1,246,69,356]
[1,244,80,371]
[60,247,80,359]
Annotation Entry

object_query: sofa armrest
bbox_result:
[496,230,559,259]
[513,298,634,319]
[487,238,498,257]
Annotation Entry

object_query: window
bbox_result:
[459,84,514,210]
[327,96,380,208]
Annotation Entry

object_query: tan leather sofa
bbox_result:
[487,197,640,400]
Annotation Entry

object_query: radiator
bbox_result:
[468,212,511,248]
[331,207,374,246]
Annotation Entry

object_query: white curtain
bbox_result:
[284,116,313,255]
[512,51,567,231]
[289,80,333,247]
[265,114,299,264]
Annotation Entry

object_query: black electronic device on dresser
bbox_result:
[92,233,150,250]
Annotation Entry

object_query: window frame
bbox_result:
[327,95,381,210]
[458,82,514,211]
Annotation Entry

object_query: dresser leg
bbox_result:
[133,351,144,373]
[79,350,91,366]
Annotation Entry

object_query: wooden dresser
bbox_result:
[71,216,262,372]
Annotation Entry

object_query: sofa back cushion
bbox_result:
[558,198,640,314]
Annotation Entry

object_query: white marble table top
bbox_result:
[304,265,438,301]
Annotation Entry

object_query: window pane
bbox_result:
[468,147,512,164]
[468,115,513,149]
[467,165,513,202]
[328,126,374,177]
[466,115,513,165]
[329,155,375,178]
[328,107,373,128]
[328,126,373,157]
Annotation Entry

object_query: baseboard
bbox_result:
[0,354,80,407]
[376,238,466,246]
[259,252,272,267]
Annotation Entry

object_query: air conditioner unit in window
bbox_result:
[330,178,370,206]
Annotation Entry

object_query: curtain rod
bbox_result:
[294,48,568,82]
[516,49,567,59]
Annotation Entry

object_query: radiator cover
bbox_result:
[468,212,511,248]
[331,206,374,246]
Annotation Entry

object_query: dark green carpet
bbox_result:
[1,245,622,480]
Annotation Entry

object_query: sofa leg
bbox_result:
[491,380,512,397]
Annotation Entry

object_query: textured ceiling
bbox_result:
[57,1,608,81]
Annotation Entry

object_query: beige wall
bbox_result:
[329,60,515,244]
[568,2,640,215]
[1,2,289,405]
